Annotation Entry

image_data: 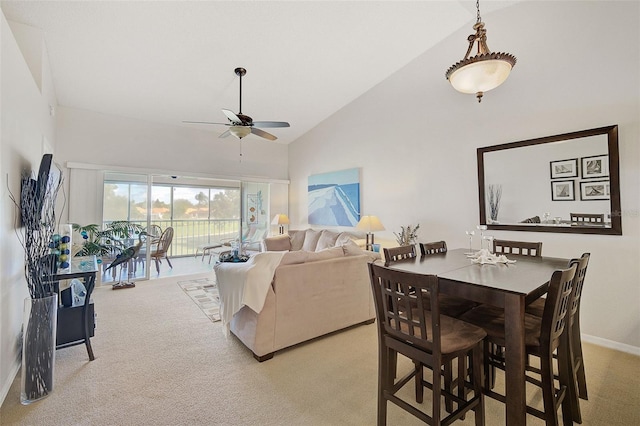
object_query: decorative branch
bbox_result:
[488,184,502,222]
[394,224,420,246]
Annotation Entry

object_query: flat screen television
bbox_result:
[21,154,53,230]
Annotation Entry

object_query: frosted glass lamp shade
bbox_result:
[229,126,251,139]
[448,59,513,94]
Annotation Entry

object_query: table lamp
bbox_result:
[355,215,385,250]
[271,214,290,235]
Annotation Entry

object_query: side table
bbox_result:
[48,256,98,361]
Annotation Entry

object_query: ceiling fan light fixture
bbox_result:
[229,125,251,139]
[445,1,516,102]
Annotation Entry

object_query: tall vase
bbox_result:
[21,294,57,405]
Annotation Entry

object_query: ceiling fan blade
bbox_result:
[252,121,290,128]
[222,109,241,123]
[251,127,277,141]
[219,130,231,138]
[183,121,230,126]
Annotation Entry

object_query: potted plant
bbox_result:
[394,224,420,246]
[72,221,146,259]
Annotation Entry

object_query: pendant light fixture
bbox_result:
[445,0,516,102]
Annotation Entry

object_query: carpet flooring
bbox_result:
[178,277,220,322]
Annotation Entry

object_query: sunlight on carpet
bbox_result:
[178,277,221,322]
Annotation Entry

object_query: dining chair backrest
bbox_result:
[540,264,577,351]
[368,263,440,353]
[383,245,417,266]
[568,253,590,324]
[147,224,163,240]
[493,239,542,257]
[154,227,174,255]
[419,241,447,256]
[570,213,604,225]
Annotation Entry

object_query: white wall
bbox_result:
[289,1,640,351]
[0,16,58,404]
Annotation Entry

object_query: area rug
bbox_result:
[178,277,221,322]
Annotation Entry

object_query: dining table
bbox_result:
[384,248,570,426]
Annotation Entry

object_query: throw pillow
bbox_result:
[305,246,345,262]
[264,234,291,251]
[315,230,340,251]
[341,239,380,262]
[290,229,308,251]
[302,229,322,252]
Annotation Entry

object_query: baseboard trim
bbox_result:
[0,358,20,407]
[582,333,640,356]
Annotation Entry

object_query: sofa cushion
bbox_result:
[279,251,309,265]
[306,246,345,262]
[290,229,308,251]
[302,229,322,252]
[315,230,340,251]
[264,234,291,252]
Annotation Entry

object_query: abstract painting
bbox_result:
[308,168,360,226]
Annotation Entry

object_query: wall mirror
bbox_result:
[477,125,621,235]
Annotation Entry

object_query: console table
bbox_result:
[50,255,98,361]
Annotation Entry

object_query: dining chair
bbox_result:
[418,240,479,412]
[460,264,578,426]
[527,253,591,423]
[419,240,448,255]
[368,263,486,426]
[383,245,417,266]
[150,226,174,274]
[570,213,604,225]
[493,239,542,257]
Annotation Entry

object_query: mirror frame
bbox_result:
[477,125,622,235]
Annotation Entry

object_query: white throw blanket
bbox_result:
[214,251,286,333]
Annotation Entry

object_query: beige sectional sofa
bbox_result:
[227,229,379,361]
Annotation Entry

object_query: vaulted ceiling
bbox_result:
[1,1,517,144]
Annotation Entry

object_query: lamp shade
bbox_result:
[448,58,513,95]
[356,215,385,233]
[271,214,290,225]
[229,125,251,139]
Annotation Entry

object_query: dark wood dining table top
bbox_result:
[385,248,570,299]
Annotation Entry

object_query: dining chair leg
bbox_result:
[432,356,442,426]
[572,319,588,400]
[155,258,160,274]
[541,349,561,426]
[472,344,485,426]
[415,362,424,403]
[378,347,391,426]
[166,256,173,268]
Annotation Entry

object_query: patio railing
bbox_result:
[113,219,241,257]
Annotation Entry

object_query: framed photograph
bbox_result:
[580,180,610,201]
[550,158,578,179]
[581,154,609,179]
[551,180,575,201]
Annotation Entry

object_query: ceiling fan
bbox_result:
[184,67,290,141]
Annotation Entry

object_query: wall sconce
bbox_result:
[355,215,385,250]
[271,214,290,234]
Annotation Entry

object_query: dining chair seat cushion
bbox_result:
[407,309,487,354]
[460,306,543,348]
[525,297,546,317]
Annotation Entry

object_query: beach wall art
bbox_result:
[308,168,360,226]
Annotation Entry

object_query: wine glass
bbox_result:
[465,230,475,254]
[476,225,487,247]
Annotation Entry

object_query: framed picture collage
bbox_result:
[549,155,609,201]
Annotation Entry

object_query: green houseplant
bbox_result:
[72,221,146,259]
